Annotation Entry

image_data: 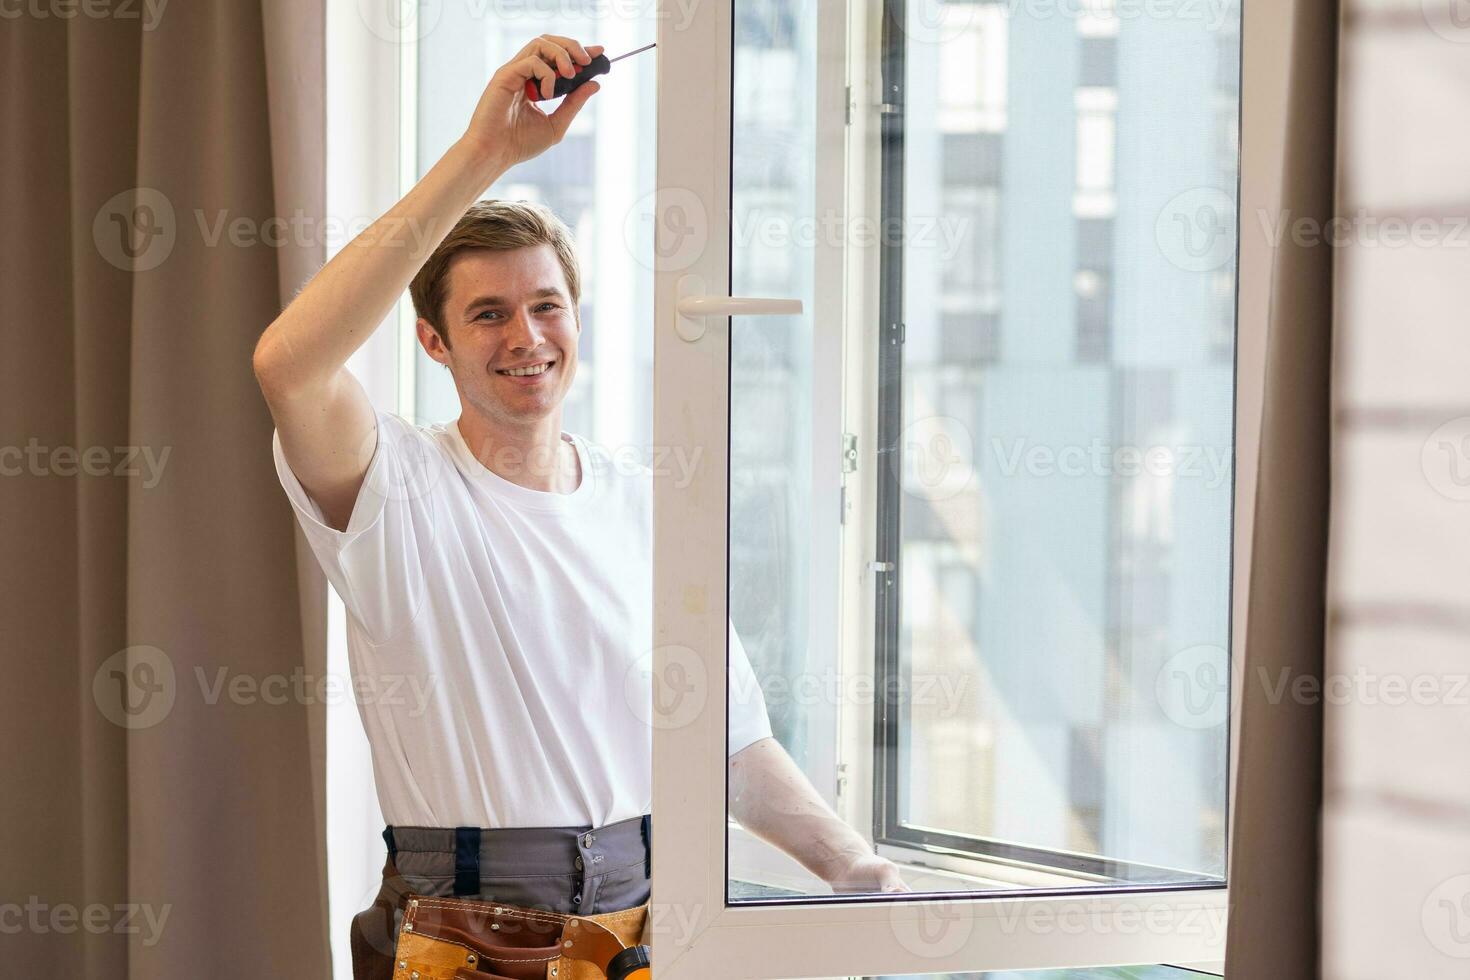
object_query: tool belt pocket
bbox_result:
[391,895,650,980]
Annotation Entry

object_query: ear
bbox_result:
[416,316,451,363]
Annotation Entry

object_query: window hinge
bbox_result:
[844,84,852,126]
[888,321,905,345]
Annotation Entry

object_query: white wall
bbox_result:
[1324,2,1470,976]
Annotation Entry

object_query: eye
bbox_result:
[475,310,501,321]
[536,302,560,312]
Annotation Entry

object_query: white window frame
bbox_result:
[647,0,1285,972]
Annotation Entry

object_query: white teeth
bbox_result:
[501,361,552,377]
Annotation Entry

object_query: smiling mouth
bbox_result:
[496,359,555,377]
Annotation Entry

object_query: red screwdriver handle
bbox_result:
[523,53,612,102]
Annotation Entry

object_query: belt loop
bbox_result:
[454,826,481,897]
[382,825,397,862]
[641,813,651,879]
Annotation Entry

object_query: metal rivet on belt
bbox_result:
[491,922,500,930]
[467,953,477,965]
[397,961,405,970]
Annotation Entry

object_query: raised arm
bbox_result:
[252,34,604,530]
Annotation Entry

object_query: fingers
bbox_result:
[517,34,599,80]
[510,54,557,100]
[547,79,599,137]
[540,34,593,67]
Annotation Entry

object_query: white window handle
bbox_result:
[675,274,803,341]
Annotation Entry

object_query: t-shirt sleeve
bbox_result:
[271,410,436,641]
[727,617,774,757]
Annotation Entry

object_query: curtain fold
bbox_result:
[1223,0,1339,976]
[0,2,329,976]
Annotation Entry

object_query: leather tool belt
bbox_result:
[389,893,652,980]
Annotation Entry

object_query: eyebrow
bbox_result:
[461,287,567,315]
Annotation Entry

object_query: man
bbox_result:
[253,34,905,978]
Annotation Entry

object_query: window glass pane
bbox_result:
[727,0,1239,904]
[728,0,818,763]
[894,0,1238,884]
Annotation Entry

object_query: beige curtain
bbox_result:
[1224,0,1339,976]
[0,2,329,976]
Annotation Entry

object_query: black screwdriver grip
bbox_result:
[526,53,610,102]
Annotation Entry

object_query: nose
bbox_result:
[503,308,546,352]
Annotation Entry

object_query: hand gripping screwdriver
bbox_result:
[523,41,655,102]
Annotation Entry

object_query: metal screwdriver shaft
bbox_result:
[524,42,656,103]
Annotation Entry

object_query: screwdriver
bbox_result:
[523,42,656,102]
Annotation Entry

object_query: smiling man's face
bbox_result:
[418,243,580,429]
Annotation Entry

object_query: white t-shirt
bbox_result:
[272,410,773,828]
